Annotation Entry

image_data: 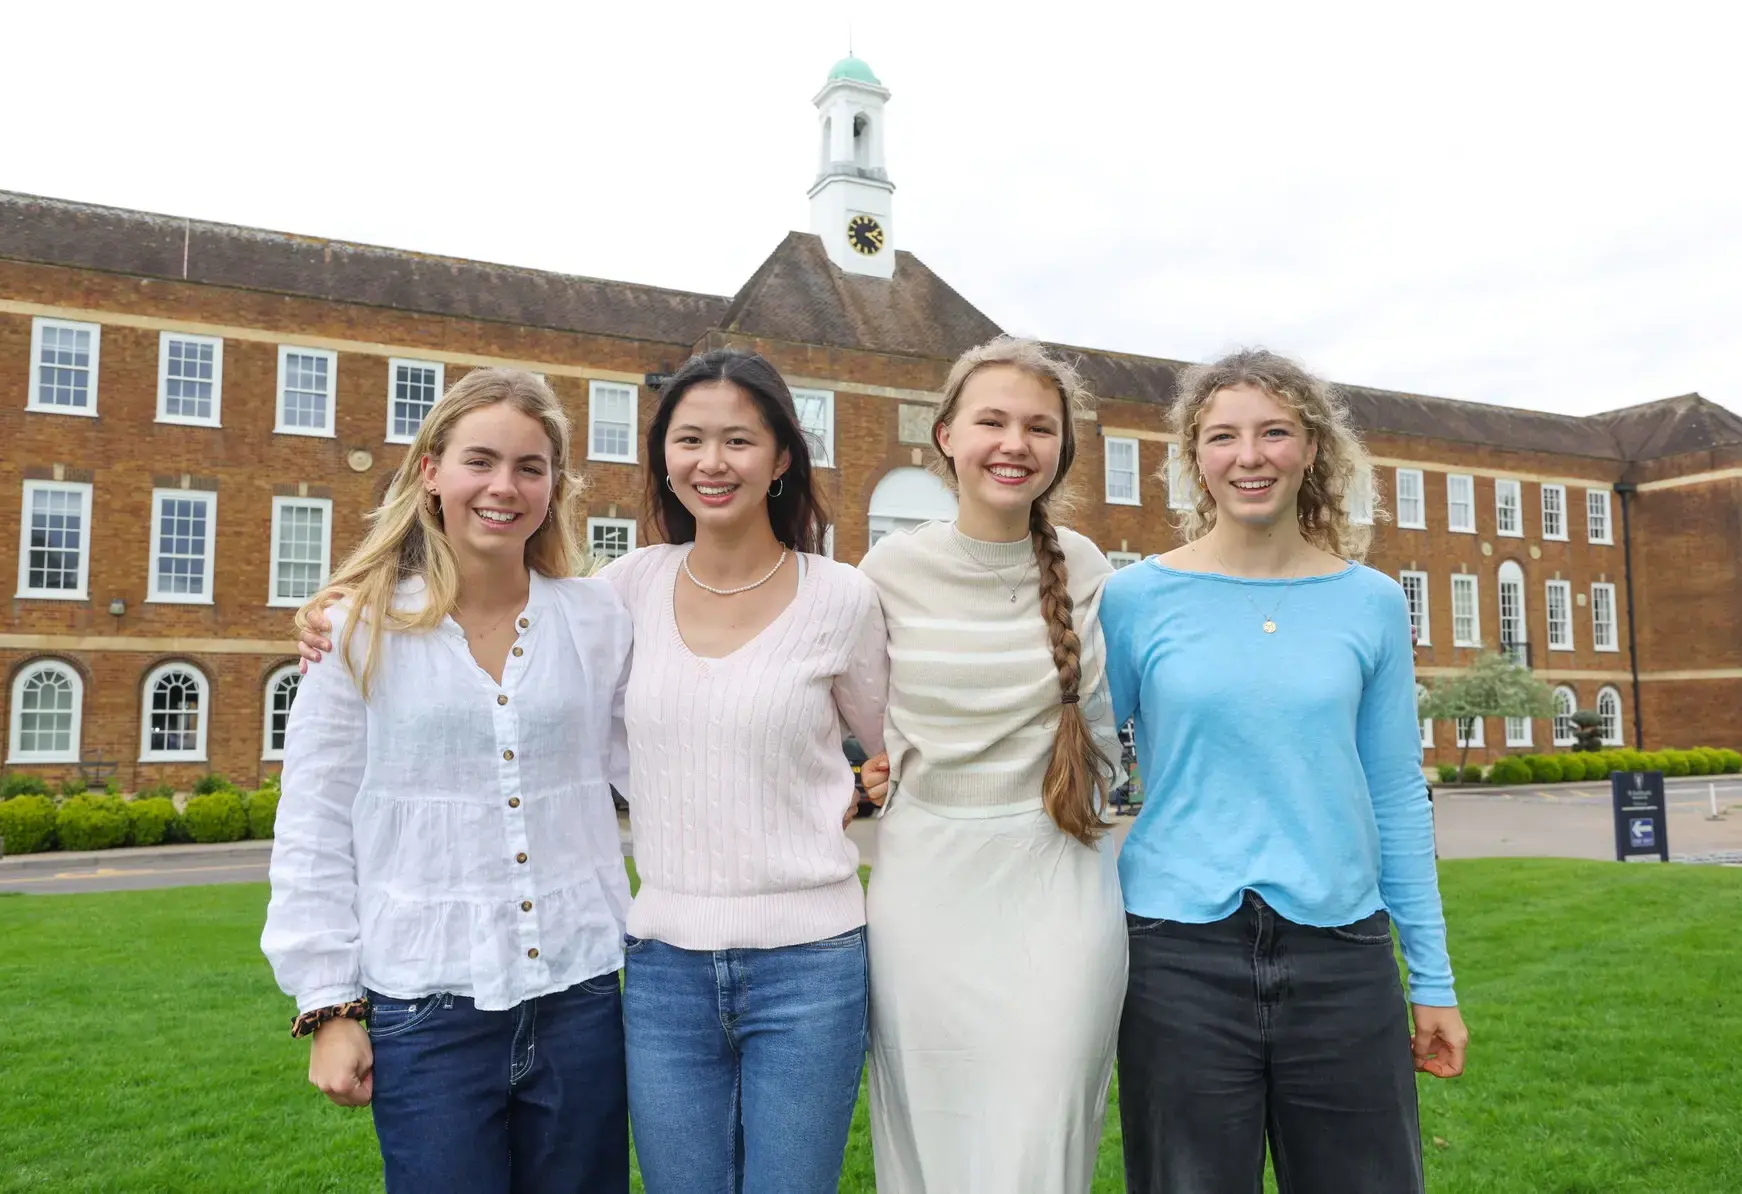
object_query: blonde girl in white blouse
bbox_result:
[262,368,635,1194]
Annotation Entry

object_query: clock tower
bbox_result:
[809,55,895,279]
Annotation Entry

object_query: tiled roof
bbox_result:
[1588,393,1742,461]
[0,190,728,345]
[715,232,1003,360]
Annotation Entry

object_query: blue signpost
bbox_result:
[1611,770,1669,862]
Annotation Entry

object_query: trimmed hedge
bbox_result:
[183,791,248,844]
[1529,756,1565,783]
[1,775,53,801]
[126,797,181,848]
[246,786,279,840]
[1559,755,1589,783]
[0,794,57,853]
[55,795,132,851]
[1719,749,1742,774]
[1436,764,1459,783]
[1460,764,1483,783]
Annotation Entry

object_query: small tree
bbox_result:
[1569,710,1604,752]
[1420,652,1556,782]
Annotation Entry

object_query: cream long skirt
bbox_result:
[866,793,1128,1194]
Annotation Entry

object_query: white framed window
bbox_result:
[1348,466,1375,526]
[1108,551,1142,569]
[1596,686,1623,745]
[1166,444,1193,511]
[269,497,332,607]
[1416,683,1432,749]
[1446,474,1476,533]
[1395,468,1425,529]
[7,660,83,764]
[276,346,337,437]
[791,388,835,469]
[1586,490,1612,544]
[155,331,223,426]
[147,490,217,604]
[17,480,94,600]
[1545,580,1573,651]
[262,664,301,762]
[1540,484,1567,540]
[1495,479,1522,537]
[140,662,210,762]
[1450,574,1480,646]
[1104,437,1139,505]
[27,317,100,416]
[586,517,637,562]
[1399,571,1431,646]
[1505,716,1533,747]
[1497,560,1527,664]
[1551,685,1577,746]
[1456,716,1485,748]
[588,381,638,463]
[386,359,444,444]
[1591,582,1618,652]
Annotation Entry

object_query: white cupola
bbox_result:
[808,55,896,279]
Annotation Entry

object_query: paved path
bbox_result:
[5,779,1737,894]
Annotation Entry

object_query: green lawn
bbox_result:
[0,860,1737,1192]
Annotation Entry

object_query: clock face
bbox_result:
[847,214,885,256]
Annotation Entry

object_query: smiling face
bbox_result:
[1194,382,1318,530]
[663,380,790,535]
[421,402,555,564]
[936,365,1066,532]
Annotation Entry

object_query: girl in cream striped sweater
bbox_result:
[859,337,1127,1194]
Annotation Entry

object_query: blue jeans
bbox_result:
[366,975,629,1194]
[622,928,868,1194]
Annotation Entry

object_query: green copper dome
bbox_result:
[827,55,881,85]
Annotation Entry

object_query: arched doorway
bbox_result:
[867,467,957,547]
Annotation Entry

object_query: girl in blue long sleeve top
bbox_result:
[1101,348,1467,1194]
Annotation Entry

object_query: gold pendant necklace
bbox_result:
[1210,548,1303,635]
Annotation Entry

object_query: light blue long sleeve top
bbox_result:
[1102,558,1456,1006]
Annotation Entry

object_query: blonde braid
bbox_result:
[1030,504,1113,845]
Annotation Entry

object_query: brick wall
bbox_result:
[3,262,1738,791]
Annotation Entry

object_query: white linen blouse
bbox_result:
[261,571,633,1013]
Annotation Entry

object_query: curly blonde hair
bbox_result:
[1167,348,1379,561]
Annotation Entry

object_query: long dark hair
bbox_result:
[644,348,831,552]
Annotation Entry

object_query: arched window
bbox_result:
[141,663,210,762]
[867,467,958,547]
[852,112,872,169]
[1552,685,1577,747]
[1596,687,1623,746]
[1497,560,1528,665]
[8,660,83,764]
[262,665,301,761]
[1416,683,1432,750]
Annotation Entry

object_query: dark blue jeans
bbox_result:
[366,974,628,1194]
[622,928,868,1194]
[1118,893,1425,1194]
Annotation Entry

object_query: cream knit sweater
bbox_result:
[858,520,1123,810]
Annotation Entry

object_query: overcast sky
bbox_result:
[6,1,1736,417]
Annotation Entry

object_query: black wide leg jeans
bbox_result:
[1118,892,1425,1194]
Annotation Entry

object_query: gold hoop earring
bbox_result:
[426,490,442,516]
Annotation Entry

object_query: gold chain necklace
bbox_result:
[1209,547,1306,635]
[951,528,1036,603]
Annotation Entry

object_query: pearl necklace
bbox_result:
[683,548,789,596]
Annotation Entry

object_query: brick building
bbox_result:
[3,56,1739,792]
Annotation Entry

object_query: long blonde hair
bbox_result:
[1168,348,1379,560]
[931,336,1116,845]
[300,368,584,697]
